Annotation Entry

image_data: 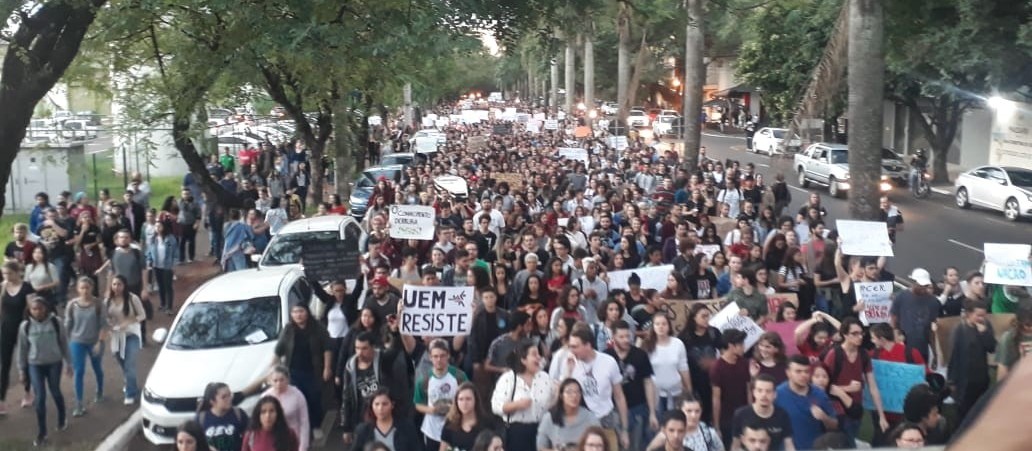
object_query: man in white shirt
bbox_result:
[471,198,505,236]
[554,326,631,448]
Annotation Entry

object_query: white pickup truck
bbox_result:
[795,143,900,197]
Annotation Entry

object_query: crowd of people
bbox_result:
[2,100,1032,451]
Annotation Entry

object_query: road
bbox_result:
[671,131,1031,283]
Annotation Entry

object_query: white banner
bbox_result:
[607,265,674,291]
[368,116,382,126]
[544,119,559,130]
[607,136,629,151]
[388,205,436,240]
[421,117,435,128]
[856,281,894,325]
[709,302,764,350]
[984,243,1032,286]
[836,220,894,256]
[695,244,721,260]
[401,285,474,336]
[526,121,541,134]
[435,118,450,128]
[533,112,546,121]
[558,147,588,163]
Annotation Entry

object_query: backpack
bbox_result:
[823,344,871,384]
[24,316,64,353]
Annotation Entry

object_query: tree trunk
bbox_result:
[172,112,241,209]
[0,0,108,217]
[565,41,576,115]
[681,0,706,170]
[847,0,885,220]
[902,94,963,184]
[583,27,595,121]
[550,57,559,115]
[617,1,631,121]
[403,82,413,130]
[625,31,648,113]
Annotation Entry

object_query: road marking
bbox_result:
[702,132,741,139]
[757,163,770,168]
[947,239,982,253]
[789,186,810,194]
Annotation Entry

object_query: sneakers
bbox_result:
[93,394,104,404]
[313,428,324,441]
[72,406,86,417]
[123,397,135,406]
[58,419,68,431]
[21,392,35,408]
[33,437,46,447]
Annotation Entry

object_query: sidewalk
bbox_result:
[0,235,220,451]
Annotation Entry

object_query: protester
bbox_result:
[349,389,422,451]
[17,295,69,446]
[491,341,554,451]
[731,374,795,451]
[65,277,105,416]
[262,366,310,451]
[242,395,300,451]
[710,329,751,447]
[775,356,837,450]
[176,420,213,451]
[104,274,145,405]
[1,261,35,414]
[196,382,249,451]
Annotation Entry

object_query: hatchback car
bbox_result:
[141,267,312,444]
[627,109,650,128]
[955,166,1032,221]
[257,215,364,269]
[348,164,405,218]
[751,127,801,155]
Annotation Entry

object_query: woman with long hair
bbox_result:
[763,233,788,272]
[710,251,728,278]
[65,277,105,417]
[471,430,505,451]
[336,307,383,372]
[684,254,719,300]
[645,394,723,451]
[750,332,788,386]
[350,389,422,451]
[104,274,145,405]
[176,419,213,451]
[146,220,179,314]
[490,263,514,310]
[549,286,587,330]
[242,395,300,451]
[24,246,59,308]
[676,303,722,424]
[518,274,545,311]
[18,295,68,447]
[196,382,249,451]
[273,303,332,449]
[261,366,309,451]
[491,342,555,451]
[642,313,692,413]
[441,382,496,451]
[592,299,632,352]
[617,235,641,269]
[536,379,600,451]
[1,261,35,413]
[660,271,689,300]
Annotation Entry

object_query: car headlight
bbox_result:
[841,173,850,180]
[1025,193,1032,202]
[143,387,165,404]
[880,181,893,192]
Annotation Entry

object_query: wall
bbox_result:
[4,144,87,213]
[959,108,992,168]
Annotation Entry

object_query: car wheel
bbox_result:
[955,187,970,209]
[1004,197,1020,221]
[828,176,841,198]
[797,169,809,188]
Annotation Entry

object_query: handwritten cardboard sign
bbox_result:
[388,205,436,240]
[709,301,764,350]
[935,313,1014,366]
[837,220,894,257]
[984,243,1032,286]
[557,147,588,163]
[862,360,925,413]
[856,281,894,325]
[663,299,724,335]
[400,285,475,336]
[544,119,559,130]
[695,244,721,260]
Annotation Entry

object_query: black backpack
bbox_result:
[23,316,65,352]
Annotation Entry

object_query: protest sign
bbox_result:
[836,220,894,256]
[492,123,513,135]
[558,147,588,163]
[544,119,559,130]
[984,243,1032,286]
[533,112,546,121]
[764,321,802,356]
[574,126,592,138]
[493,173,523,188]
[712,217,738,240]
[608,265,674,291]
[526,121,541,134]
[766,293,798,317]
[467,136,488,152]
[863,360,925,413]
[695,244,721,260]
[301,239,361,282]
[388,205,436,240]
[516,113,531,123]
[368,116,382,126]
[435,118,449,128]
[578,216,595,234]
[401,285,474,336]
[421,117,435,128]
[709,301,764,350]
[936,313,1014,366]
[856,281,894,325]
[607,136,629,150]
[664,299,723,334]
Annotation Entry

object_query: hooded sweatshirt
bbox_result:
[18,314,69,370]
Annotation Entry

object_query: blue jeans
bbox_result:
[628,403,652,451]
[52,256,71,304]
[841,415,861,447]
[69,342,104,404]
[115,335,141,400]
[28,362,65,439]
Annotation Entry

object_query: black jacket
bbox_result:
[350,417,423,451]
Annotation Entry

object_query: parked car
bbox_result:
[751,127,802,155]
[627,109,650,128]
[141,267,313,445]
[600,102,619,116]
[60,120,98,140]
[349,164,405,218]
[795,143,893,197]
[256,215,364,269]
[74,111,102,126]
[652,110,681,136]
[216,133,263,154]
[955,165,1032,221]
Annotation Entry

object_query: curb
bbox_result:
[95,409,141,451]
[930,186,951,196]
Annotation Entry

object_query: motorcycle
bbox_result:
[912,168,932,198]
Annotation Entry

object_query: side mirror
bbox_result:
[250,254,262,263]
[998,178,1008,185]
[152,328,168,344]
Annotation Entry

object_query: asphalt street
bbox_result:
[666,131,1031,284]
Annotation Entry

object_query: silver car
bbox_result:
[955,166,1032,221]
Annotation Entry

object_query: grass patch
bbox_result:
[85,151,183,211]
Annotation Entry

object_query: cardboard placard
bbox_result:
[712,217,738,242]
[837,220,894,257]
[574,126,592,138]
[388,205,436,240]
[663,299,724,335]
[709,301,764,350]
[935,313,1014,366]
[492,172,522,188]
[764,321,802,356]
[492,123,513,135]
[544,119,559,130]
[862,360,925,413]
[856,281,894,325]
[301,239,361,282]
[400,285,475,336]
[695,244,721,260]
[468,136,489,152]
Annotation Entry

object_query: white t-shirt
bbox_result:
[472,209,506,236]
[552,351,622,418]
[326,306,349,338]
[650,338,689,397]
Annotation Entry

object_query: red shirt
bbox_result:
[822,347,870,416]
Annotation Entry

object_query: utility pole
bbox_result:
[403,82,413,129]
[550,58,560,116]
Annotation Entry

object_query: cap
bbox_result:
[910,268,932,286]
[372,275,390,287]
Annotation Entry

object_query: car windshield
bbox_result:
[881,148,901,160]
[829,149,848,164]
[167,297,280,350]
[363,169,400,184]
[1006,169,1032,187]
[772,130,786,138]
[261,230,339,266]
[381,155,412,166]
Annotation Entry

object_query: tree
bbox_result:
[0,0,109,217]
[848,0,885,220]
[681,0,705,170]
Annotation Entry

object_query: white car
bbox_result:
[652,110,681,136]
[627,109,650,128]
[955,166,1032,221]
[257,215,364,269]
[600,102,619,116]
[751,127,801,155]
[141,267,313,444]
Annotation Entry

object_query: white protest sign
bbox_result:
[516,113,531,123]
[836,220,894,256]
[578,216,595,234]
[856,281,894,325]
[368,116,382,126]
[401,285,474,336]
[558,147,588,163]
[544,119,559,130]
[533,112,546,121]
[608,265,674,291]
[388,205,436,240]
[984,243,1032,286]
[421,117,435,128]
[526,121,541,134]
[607,136,629,151]
[709,302,764,350]
[695,244,721,260]
[435,118,450,128]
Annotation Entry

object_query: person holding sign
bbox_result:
[726,268,770,326]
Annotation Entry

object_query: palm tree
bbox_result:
[847,0,885,220]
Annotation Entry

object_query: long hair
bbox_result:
[444,381,490,431]
[471,429,503,451]
[557,285,581,312]
[1008,300,1032,367]
[363,388,394,424]
[549,379,589,427]
[758,331,788,366]
[106,274,132,317]
[642,311,673,353]
[197,382,230,414]
[248,396,298,451]
[176,420,211,451]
